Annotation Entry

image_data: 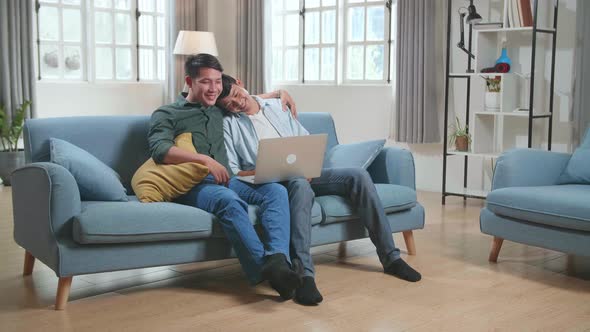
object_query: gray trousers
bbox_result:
[284,167,401,277]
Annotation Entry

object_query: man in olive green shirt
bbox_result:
[147,54,301,299]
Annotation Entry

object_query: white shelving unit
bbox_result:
[442,0,559,204]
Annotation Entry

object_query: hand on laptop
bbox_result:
[203,156,230,186]
[238,170,256,177]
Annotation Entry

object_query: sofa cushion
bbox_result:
[324,140,386,169]
[486,185,590,232]
[73,201,214,244]
[50,138,128,202]
[74,199,324,244]
[558,147,590,185]
[316,184,416,225]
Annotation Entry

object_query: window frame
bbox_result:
[302,1,338,84]
[342,0,391,84]
[35,0,167,83]
[89,0,137,81]
[36,0,88,81]
[270,0,303,84]
[268,0,396,86]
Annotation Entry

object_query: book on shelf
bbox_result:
[506,0,533,28]
[520,0,534,27]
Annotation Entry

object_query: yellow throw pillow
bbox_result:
[132,133,209,203]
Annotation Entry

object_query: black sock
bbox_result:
[295,276,323,305]
[261,254,302,300]
[384,258,422,282]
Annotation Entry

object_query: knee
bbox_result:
[217,191,248,212]
[266,184,289,202]
[349,168,373,184]
[288,178,315,199]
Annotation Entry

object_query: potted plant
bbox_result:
[0,101,31,186]
[449,117,471,152]
[484,76,501,111]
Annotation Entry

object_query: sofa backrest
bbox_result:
[24,116,152,191]
[297,112,339,151]
[23,112,339,190]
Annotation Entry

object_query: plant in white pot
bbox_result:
[0,101,31,186]
[484,76,501,111]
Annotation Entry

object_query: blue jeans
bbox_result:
[175,175,290,284]
[285,168,401,277]
[228,177,291,263]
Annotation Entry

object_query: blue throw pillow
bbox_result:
[50,138,128,201]
[324,139,386,169]
[558,127,590,185]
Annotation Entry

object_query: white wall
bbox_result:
[36,82,164,118]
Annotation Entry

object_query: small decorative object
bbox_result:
[483,76,501,111]
[0,101,31,185]
[43,51,58,68]
[449,117,472,152]
[495,48,512,73]
[514,72,532,112]
[65,54,81,70]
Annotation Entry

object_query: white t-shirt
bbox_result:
[248,110,281,140]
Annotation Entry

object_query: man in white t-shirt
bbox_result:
[219,75,421,306]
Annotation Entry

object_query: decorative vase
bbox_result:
[455,136,469,152]
[495,48,512,72]
[0,151,25,186]
[484,92,501,111]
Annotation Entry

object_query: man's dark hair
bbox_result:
[184,53,223,79]
[218,74,237,101]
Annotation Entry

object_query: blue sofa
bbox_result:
[481,130,590,262]
[11,112,424,310]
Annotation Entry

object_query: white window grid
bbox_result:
[36,0,88,81]
[269,0,395,86]
[342,0,391,84]
[89,0,137,81]
[302,0,338,83]
[35,0,166,82]
[137,0,166,81]
[271,0,303,84]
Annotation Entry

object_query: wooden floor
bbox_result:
[1,186,589,331]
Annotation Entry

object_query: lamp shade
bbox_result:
[466,4,482,24]
[173,31,218,56]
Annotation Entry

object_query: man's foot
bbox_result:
[384,258,421,282]
[261,254,302,300]
[295,277,323,305]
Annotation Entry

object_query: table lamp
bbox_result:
[173,31,219,92]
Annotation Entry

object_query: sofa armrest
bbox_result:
[11,162,82,275]
[367,146,416,190]
[492,149,571,190]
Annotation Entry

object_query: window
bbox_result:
[304,0,337,82]
[37,0,86,80]
[36,0,167,82]
[344,0,388,82]
[268,0,396,85]
[270,0,301,83]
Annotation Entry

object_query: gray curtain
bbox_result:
[236,0,265,95]
[0,0,36,119]
[165,0,208,102]
[573,0,590,145]
[395,0,440,143]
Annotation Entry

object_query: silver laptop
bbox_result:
[237,134,328,184]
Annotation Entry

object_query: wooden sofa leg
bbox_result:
[402,231,416,255]
[23,251,35,276]
[489,237,504,263]
[55,277,73,310]
[338,242,347,258]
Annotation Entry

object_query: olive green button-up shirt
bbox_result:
[148,94,230,173]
